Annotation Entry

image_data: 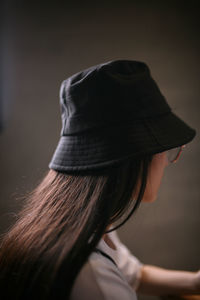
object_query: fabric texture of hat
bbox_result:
[49,60,196,172]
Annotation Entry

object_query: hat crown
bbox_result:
[59,60,170,135]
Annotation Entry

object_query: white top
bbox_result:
[70,230,143,300]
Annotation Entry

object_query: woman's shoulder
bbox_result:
[70,250,137,300]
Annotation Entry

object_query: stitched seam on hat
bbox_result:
[144,110,171,120]
[144,119,165,147]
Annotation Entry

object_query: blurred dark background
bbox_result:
[1,1,200,299]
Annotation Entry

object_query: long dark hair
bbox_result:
[0,155,152,299]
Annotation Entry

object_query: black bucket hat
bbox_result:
[49,60,196,172]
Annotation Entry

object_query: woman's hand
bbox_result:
[193,270,200,293]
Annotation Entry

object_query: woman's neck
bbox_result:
[102,233,117,250]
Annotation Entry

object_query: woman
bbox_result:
[0,60,199,299]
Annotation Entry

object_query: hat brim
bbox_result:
[49,112,196,172]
